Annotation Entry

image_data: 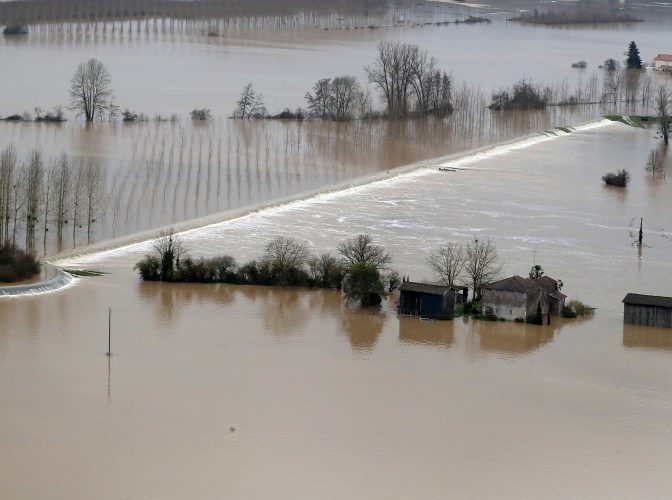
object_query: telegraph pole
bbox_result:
[638,218,643,247]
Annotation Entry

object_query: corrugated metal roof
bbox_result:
[655,54,672,62]
[622,293,672,308]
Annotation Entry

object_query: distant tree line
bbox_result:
[135,231,399,306]
[0,0,393,28]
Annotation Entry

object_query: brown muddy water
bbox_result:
[2,121,672,499]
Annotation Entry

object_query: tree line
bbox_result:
[0,146,104,255]
[135,230,507,306]
[135,232,397,306]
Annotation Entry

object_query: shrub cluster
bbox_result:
[490,79,546,110]
[135,232,396,306]
[602,169,630,187]
[0,244,41,282]
[134,235,345,289]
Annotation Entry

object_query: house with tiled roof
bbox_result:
[653,54,672,72]
[481,275,550,323]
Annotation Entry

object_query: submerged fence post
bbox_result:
[106,307,112,356]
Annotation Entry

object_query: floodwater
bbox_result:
[3,121,672,499]
[2,13,672,252]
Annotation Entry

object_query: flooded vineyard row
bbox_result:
[2,105,600,255]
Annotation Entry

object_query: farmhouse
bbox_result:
[481,275,549,323]
[653,54,672,72]
[398,282,464,319]
[622,293,672,329]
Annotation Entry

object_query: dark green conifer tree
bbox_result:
[626,41,643,69]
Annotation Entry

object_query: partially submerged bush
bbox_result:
[342,261,385,306]
[0,244,40,282]
[490,79,546,110]
[602,169,630,187]
[190,108,211,121]
[3,24,28,35]
[567,300,594,316]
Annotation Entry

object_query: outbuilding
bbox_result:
[398,282,459,319]
[622,293,672,329]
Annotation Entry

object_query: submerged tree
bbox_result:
[342,261,385,306]
[338,233,391,271]
[427,242,465,288]
[69,58,114,122]
[655,85,671,146]
[234,83,267,118]
[626,41,643,70]
[464,239,502,300]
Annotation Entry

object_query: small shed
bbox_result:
[623,293,672,329]
[398,282,457,320]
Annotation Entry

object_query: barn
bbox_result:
[622,293,672,329]
[398,282,458,320]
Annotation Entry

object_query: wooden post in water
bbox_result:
[106,307,112,356]
[638,218,643,246]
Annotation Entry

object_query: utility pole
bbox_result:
[106,307,112,356]
[638,218,643,247]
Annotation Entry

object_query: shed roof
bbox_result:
[549,291,567,301]
[622,293,672,308]
[484,275,539,293]
[655,54,672,62]
[399,282,454,296]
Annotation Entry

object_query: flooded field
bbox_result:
[2,121,672,499]
[1,14,671,253]
[2,5,672,497]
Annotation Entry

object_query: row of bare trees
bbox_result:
[0,0,399,32]
[365,42,453,118]
[0,146,104,254]
[427,239,502,300]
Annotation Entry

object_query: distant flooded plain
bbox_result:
[2,122,672,499]
[1,15,672,252]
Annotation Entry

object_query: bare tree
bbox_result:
[263,236,310,271]
[646,147,666,176]
[235,83,267,118]
[305,78,332,118]
[338,233,391,270]
[71,162,84,246]
[464,239,502,300]
[365,41,417,118]
[655,85,671,146]
[305,76,365,120]
[427,242,465,288]
[69,58,114,122]
[82,162,104,243]
[52,153,72,250]
[0,145,17,246]
[24,150,44,254]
